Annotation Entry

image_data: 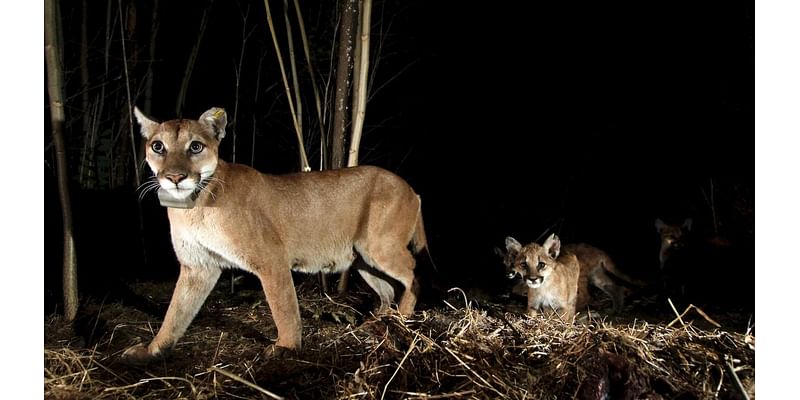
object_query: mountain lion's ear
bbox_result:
[682,218,693,232]
[199,107,227,140]
[655,218,665,233]
[505,236,522,254]
[543,233,561,259]
[133,107,160,140]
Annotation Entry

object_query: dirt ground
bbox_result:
[44,275,754,399]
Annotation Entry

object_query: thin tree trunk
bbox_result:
[46,0,79,322]
[176,0,212,117]
[347,0,370,168]
[143,0,159,114]
[264,0,310,171]
[330,0,357,170]
[233,6,255,164]
[293,0,327,169]
[251,54,266,167]
[283,0,302,140]
[119,0,140,187]
[96,0,113,188]
[349,0,363,146]
[79,0,92,188]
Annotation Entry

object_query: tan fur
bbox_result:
[562,243,643,313]
[502,238,641,314]
[121,107,427,365]
[496,238,529,298]
[506,234,579,321]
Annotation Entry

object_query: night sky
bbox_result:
[45,0,753,310]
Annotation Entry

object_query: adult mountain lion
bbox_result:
[121,107,428,365]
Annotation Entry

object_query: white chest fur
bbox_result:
[531,286,564,311]
[170,223,242,271]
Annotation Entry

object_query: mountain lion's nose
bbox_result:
[165,173,187,184]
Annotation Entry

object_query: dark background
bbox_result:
[45,0,753,314]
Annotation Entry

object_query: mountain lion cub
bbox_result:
[121,107,428,365]
[505,234,580,321]
[654,217,692,270]
[503,237,641,314]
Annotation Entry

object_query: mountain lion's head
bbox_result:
[134,107,228,200]
[505,234,562,289]
[654,217,692,270]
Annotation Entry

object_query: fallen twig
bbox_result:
[209,366,284,400]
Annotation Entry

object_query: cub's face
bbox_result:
[655,218,692,268]
[513,244,558,289]
[134,107,227,199]
[503,234,562,289]
[501,236,526,280]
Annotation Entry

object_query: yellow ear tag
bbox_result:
[213,109,225,119]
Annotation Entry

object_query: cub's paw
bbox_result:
[262,344,298,359]
[120,343,158,366]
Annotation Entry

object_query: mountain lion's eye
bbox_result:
[537,261,546,271]
[189,141,205,154]
[151,141,165,154]
[519,261,528,270]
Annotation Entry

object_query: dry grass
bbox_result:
[45,281,755,399]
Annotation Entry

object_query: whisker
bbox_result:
[137,179,161,202]
[201,176,220,200]
[199,185,217,201]
[137,183,158,196]
[138,186,155,202]
[205,176,226,193]
[136,177,159,192]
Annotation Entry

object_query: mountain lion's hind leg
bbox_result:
[356,269,395,314]
[121,264,221,365]
[364,246,417,316]
[589,269,626,314]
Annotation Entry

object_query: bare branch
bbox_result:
[263,0,311,171]
[284,0,303,138]
[118,0,140,187]
[175,0,212,116]
[293,0,327,170]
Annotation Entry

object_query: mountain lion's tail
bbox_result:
[411,200,428,255]
[602,259,647,288]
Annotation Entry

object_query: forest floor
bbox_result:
[45,276,755,399]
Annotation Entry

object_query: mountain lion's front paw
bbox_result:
[262,344,298,359]
[120,343,158,366]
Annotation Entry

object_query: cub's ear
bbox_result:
[543,233,561,258]
[133,107,160,140]
[494,247,506,258]
[505,236,522,254]
[682,218,693,231]
[655,218,665,233]
[199,107,228,140]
